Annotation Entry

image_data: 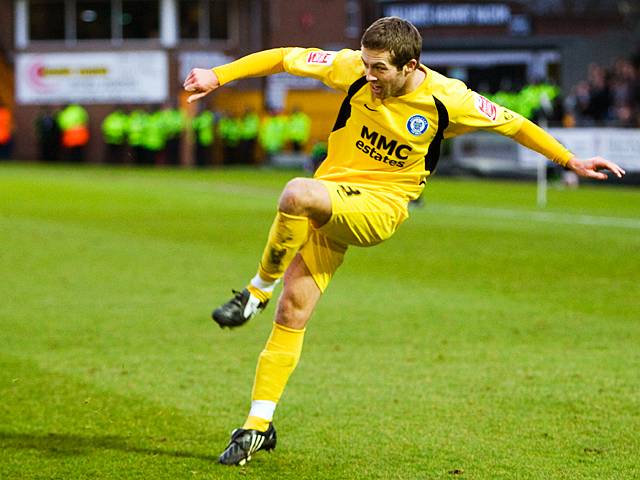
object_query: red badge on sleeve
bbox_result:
[474,94,497,121]
[306,51,335,65]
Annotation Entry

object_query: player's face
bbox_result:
[361,47,408,100]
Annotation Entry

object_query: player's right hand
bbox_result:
[183,68,220,103]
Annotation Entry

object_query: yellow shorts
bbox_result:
[299,181,408,292]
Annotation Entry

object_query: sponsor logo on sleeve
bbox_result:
[306,51,335,65]
[474,94,497,121]
[406,114,429,136]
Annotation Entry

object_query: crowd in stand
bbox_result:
[31,104,311,166]
[481,54,640,129]
[562,54,640,128]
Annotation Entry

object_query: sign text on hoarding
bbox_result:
[16,51,168,104]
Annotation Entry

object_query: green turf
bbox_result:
[1,162,638,479]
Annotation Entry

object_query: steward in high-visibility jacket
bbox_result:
[259,112,288,159]
[240,109,260,164]
[57,104,89,162]
[160,107,185,165]
[219,115,241,146]
[127,109,147,164]
[102,109,128,145]
[287,109,311,152]
[142,110,168,165]
[218,114,242,164]
[485,84,560,121]
[0,105,13,160]
[193,110,215,147]
[192,110,215,166]
[102,109,128,163]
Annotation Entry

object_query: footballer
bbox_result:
[183,17,625,466]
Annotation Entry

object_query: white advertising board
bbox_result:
[16,51,168,104]
[519,128,640,171]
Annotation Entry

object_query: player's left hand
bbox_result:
[566,156,626,180]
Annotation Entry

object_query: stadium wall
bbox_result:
[7,0,265,163]
[5,1,639,163]
[6,0,358,163]
[0,2,12,54]
[0,1,14,109]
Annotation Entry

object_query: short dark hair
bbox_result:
[361,17,422,69]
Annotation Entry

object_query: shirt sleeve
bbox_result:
[442,79,524,138]
[283,48,365,92]
[212,48,291,86]
[439,77,573,165]
[511,119,574,166]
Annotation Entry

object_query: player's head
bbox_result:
[361,17,421,69]
[360,17,422,99]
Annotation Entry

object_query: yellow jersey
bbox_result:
[281,48,524,201]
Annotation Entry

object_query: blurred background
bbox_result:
[0,0,639,182]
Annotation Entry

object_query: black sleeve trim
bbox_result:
[331,76,368,132]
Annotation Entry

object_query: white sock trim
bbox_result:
[249,400,277,421]
[250,274,279,293]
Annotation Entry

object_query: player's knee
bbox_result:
[275,295,309,330]
[278,178,312,215]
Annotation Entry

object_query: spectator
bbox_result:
[35,107,60,161]
[610,58,638,127]
[566,55,640,128]
[565,81,592,125]
[585,63,612,124]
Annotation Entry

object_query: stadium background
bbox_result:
[1,2,639,479]
[1,0,639,170]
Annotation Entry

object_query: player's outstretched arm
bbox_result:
[183,48,292,104]
[511,120,625,181]
[566,156,626,180]
[183,68,220,104]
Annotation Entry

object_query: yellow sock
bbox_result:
[258,211,309,283]
[242,323,305,431]
[247,285,271,303]
[243,415,271,432]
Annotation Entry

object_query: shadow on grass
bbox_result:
[0,430,217,462]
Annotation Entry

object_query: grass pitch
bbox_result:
[1,163,638,479]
